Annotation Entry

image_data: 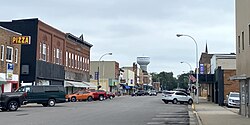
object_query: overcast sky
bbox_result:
[1,0,235,77]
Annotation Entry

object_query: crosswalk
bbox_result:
[147,105,198,125]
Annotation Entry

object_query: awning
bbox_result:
[124,86,130,89]
[64,81,89,88]
[83,81,97,88]
[229,74,247,80]
[0,77,6,85]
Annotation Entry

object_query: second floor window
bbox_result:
[0,45,4,61]
[56,48,60,64]
[15,48,18,63]
[6,46,13,62]
[66,51,68,67]
[42,43,47,61]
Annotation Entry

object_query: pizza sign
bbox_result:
[12,36,31,44]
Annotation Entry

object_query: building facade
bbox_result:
[90,61,119,92]
[210,54,239,100]
[235,0,250,117]
[0,18,92,94]
[0,26,21,92]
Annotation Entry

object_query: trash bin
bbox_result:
[207,95,211,101]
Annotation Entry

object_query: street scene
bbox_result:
[0,95,195,125]
[1,0,250,125]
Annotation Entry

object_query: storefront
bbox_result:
[0,73,19,92]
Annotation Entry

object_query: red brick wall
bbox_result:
[224,70,240,98]
[37,21,65,64]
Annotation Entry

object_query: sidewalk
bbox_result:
[193,97,250,125]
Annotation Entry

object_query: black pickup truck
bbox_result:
[0,92,26,111]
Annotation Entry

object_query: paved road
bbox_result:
[0,95,196,125]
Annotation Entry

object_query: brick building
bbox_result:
[0,18,92,92]
[0,26,21,92]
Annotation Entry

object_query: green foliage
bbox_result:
[151,71,178,90]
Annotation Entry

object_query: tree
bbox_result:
[150,71,178,90]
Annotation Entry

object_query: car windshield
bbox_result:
[15,87,31,92]
[230,93,239,97]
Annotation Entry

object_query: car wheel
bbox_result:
[8,100,19,111]
[71,97,77,102]
[188,99,193,105]
[109,96,113,100]
[42,103,48,107]
[163,100,169,104]
[87,96,93,102]
[48,99,56,107]
[99,95,104,101]
[172,99,178,104]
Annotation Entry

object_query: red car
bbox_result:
[87,90,107,101]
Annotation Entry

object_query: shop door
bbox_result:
[11,83,18,92]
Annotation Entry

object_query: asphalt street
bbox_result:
[0,95,195,125]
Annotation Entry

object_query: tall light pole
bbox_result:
[177,34,199,103]
[97,52,112,90]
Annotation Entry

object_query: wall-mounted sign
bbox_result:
[12,36,31,44]
[6,63,14,80]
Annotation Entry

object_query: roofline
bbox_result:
[0,26,22,35]
[66,33,93,48]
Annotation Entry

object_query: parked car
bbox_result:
[149,90,157,96]
[15,85,66,107]
[134,90,146,96]
[0,92,26,111]
[87,90,107,101]
[175,88,190,95]
[66,90,94,102]
[226,92,240,108]
[106,92,115,99]
[162,91,193,105]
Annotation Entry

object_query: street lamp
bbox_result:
[180,61,192,72]
[177,34,199,103]
[97,52,112,90]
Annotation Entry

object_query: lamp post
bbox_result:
[97,52,112,90]
[177,34,199,104]
[180,61,192,73]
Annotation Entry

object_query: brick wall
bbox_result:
[0,26,21,76]
[224,70,240,98]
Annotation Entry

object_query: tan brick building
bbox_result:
[0,26,21,92]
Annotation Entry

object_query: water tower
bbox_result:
[137,56,150,71]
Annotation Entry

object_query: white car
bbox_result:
[162,91,193,105]
[226,92,240,108]
[149,90,157,96]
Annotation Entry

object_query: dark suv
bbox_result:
[0,92,26,111]
[16,85,66,107]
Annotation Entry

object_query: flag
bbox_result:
[189,75,197,82]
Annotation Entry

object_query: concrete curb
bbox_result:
[192,104,203,125]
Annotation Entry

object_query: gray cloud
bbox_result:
[0,0,235,76]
